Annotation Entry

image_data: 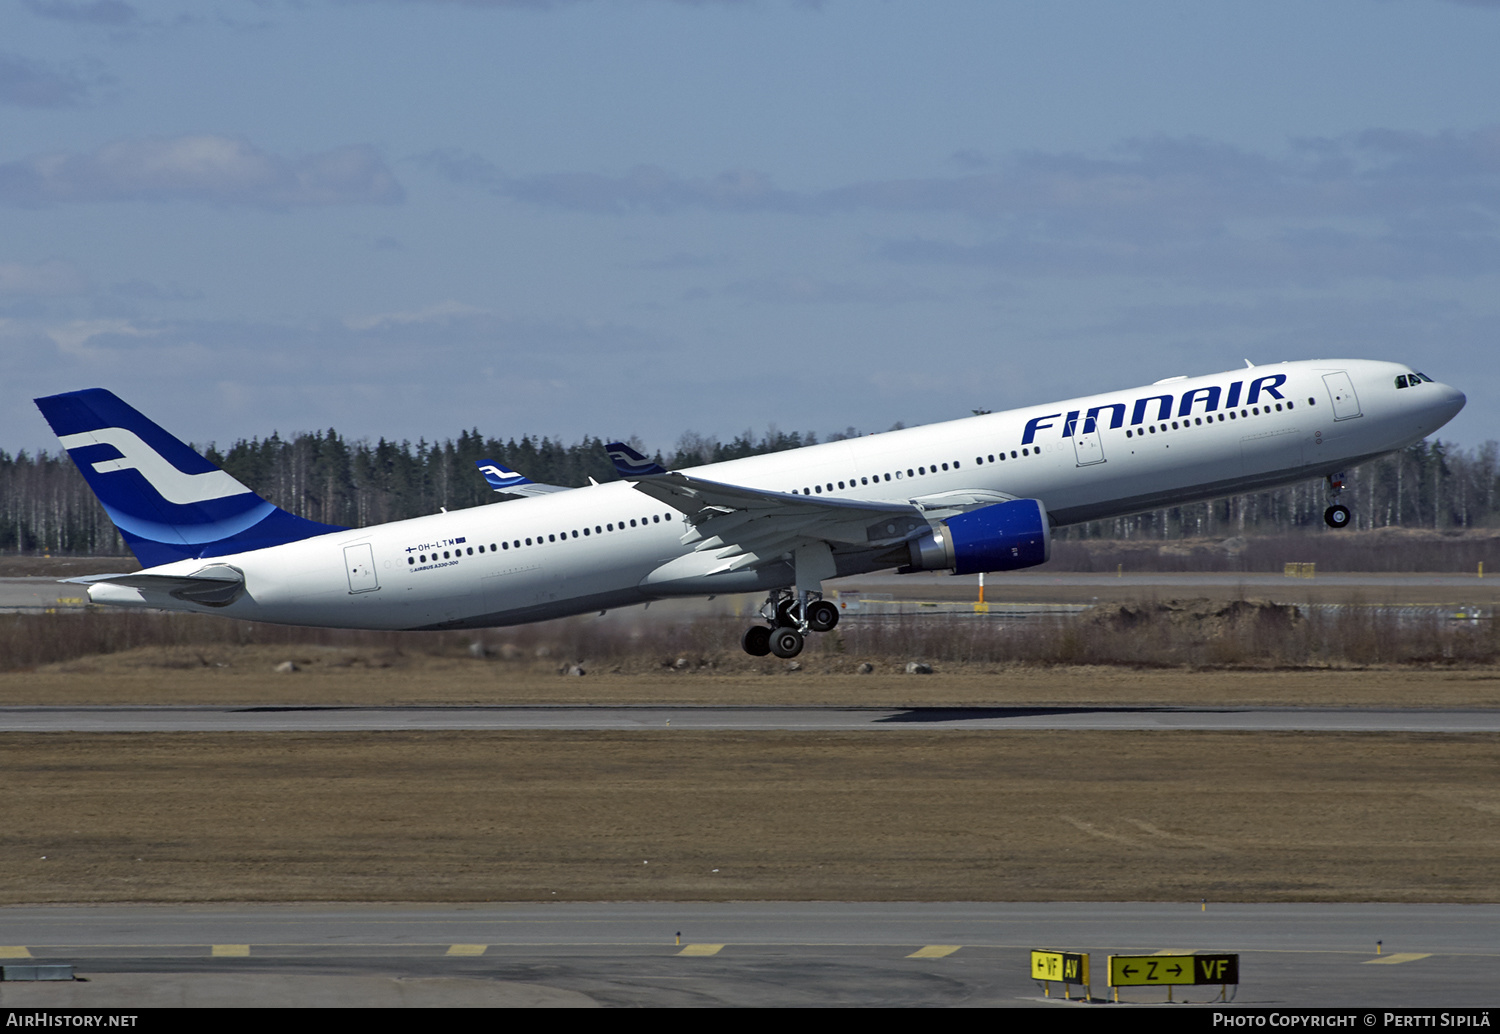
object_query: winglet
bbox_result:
[474,458,570,496]
[476,458,536,492]
[605,441,667,477]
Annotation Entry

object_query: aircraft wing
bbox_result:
[624,471,930,575]
[475,459,570,497]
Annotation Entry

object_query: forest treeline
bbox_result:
[1,423,1496,559]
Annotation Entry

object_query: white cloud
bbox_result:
[0,259,88,297]
[0,136,404,207]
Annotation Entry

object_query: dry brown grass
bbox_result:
[5,597,1498,676]
[2,730,1495,905]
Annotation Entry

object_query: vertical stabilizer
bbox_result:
[35,388,345,567]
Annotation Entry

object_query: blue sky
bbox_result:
[4,0,1498,458]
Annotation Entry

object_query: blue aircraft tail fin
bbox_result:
[605,441,667,477]
[34,388,346,567]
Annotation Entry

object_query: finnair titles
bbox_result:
[36,358,1464,658]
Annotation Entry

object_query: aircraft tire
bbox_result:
[806,600,840,632]
[1324,504,1351,529]
[742,625,772,657]
[768,627,804,659]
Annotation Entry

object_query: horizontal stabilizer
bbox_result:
[68,564,246,607]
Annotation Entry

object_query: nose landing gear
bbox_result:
[742,589,841,657]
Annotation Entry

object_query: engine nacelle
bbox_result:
[903,498,1051,575]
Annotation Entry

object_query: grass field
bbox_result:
[4,730,1496,905]
[3,580,1497,906]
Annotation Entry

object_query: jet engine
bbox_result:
[901,498,1051,575]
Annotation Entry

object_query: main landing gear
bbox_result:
[742,589,840,658]
[1323,471,1351,529]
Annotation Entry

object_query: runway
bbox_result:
[1,902,1495,1007]
[2,703,1497,733]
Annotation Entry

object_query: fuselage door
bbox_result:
[1067,415,1106,466]
[1322,371,1363,421]
[344,542,380,593]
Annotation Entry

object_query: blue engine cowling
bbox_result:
[903,498,1051,575]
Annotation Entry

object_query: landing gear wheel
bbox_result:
[768,627,804,659]
[806,599,840,633]
[742,625,772,657]
[1324,504,1351,529]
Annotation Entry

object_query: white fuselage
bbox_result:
[90,359,1465,630]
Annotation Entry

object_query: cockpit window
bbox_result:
[1396,375,1410,388]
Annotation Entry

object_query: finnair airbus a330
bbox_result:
[35,359,1464,658]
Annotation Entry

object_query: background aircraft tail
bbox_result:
[34,388,345,568]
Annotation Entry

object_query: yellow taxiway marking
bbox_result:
[446,944,488,956]
[211,944,250,957]
[1364,953,1432,965]
[908,945,962,958]
[0,947,33,958]
[677,944,725,956]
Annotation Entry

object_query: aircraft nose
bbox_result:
[1433,383,1466,424]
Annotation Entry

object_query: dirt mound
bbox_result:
[1090,597,1302,641]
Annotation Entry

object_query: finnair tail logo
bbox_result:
[58,427,253,506]
[478,463,528,487]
